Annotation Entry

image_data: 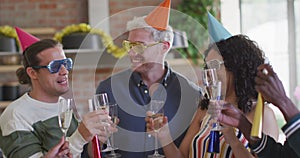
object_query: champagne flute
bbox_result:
[203,68,223,154]
[71,99,81,123]
[203,68,223,131]
[93,93,118,154]
[88,99,102,158]
[58,98,73,138]
[148,100,165,158]
[104,104,121,158]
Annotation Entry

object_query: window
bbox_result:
[222,0,300,143]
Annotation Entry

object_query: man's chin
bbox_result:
[59,88,70,96]
[131,63,142,71]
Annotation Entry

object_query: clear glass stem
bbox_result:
[211,122,222,131]
[110,133,115,149]
[102,126,117,153]
[106,138,112,148]
[154,132,159,155]
[105,126,112,148]
[62,130,67,139]
[110,150,116,155]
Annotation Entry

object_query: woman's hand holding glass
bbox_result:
[207,99,223,131]
[203,68,223,131]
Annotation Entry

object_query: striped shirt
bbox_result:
[189,114,249,158]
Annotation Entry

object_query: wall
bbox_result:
[107,0,182,39]
[0,0,88,31]
[0,0,201,114]
[0,0,182,37]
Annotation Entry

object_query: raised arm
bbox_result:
[255,64,299,121]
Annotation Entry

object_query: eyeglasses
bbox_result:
[122,40,161,54]
[31,58,73,74]
[206,59,224,70]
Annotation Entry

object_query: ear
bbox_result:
[26,67,38,80]
[161,41,170,51]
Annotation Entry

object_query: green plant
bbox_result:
[0,25,17,39]
[171,0,219,66]
[54,23,127,58]
[0,25,20,48]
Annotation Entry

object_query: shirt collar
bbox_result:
[132,62,171,87]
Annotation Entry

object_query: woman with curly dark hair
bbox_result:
[146,34,279,158]
[205,34,265,113]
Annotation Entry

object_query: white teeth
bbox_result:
[132,59,140,63]
[132,58,143,63]
[58,78,67,84]
[130,55,143,62]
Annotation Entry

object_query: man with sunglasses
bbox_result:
[0,38,113,158]
[96,0,201,157]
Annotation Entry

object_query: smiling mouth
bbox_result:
[131,56,144,63]
[57,78,68,84]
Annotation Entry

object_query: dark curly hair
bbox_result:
[201,35,265,114]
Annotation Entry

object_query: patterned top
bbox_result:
[189,114,249,158]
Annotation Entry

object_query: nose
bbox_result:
[59,64,69,75]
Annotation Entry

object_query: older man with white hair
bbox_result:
[96,0,201,157]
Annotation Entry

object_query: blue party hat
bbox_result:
[207,12,232,43]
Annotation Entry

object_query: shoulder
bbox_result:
[96,69,131,91]
[0,94,28,119]
[170,70,201,92]
[262,104,279,141]
[264,104,275,114]
[99,69,132,86]
[0,95,32,136]
[194,108,208,123]
[100,69,131,84]
[263,104,277,125]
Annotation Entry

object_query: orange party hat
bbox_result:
[15,27,40,52]
[145,0,171,31]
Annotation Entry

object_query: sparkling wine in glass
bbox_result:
[203,68,223,131]
[58,98,73,138]
[94,93,109,111]
[93,93,120,157]
[148,100,165,158]
[203,69,219,99]
[104,104,121,158]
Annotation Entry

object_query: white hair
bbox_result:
[126,16,174,50]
